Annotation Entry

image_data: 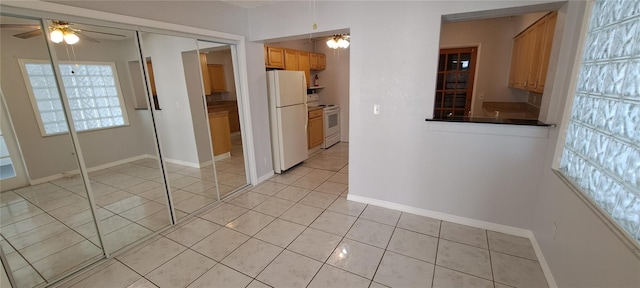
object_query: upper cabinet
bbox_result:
[266,47,285,69]
[265,45,326,87]
[284,49,299,70]
[508,12,557,93]
[298,51,311,87]
[208,64,226,92]
[310,53,326,70]
[200,53,212,95]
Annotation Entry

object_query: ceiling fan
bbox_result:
[0,20,126,44]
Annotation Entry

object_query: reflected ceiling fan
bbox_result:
[1,21,126,44]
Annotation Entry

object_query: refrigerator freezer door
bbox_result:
[273,70,306,107]
[276,104,308,171]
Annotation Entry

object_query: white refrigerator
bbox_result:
[267,70,309,174]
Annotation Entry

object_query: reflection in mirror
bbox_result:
[197,41,248,198]
[49,22,174,254]
[0,16,103,287]
[139,33,221,220]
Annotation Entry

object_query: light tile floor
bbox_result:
[1,137,247,288]
[50,142,549,288]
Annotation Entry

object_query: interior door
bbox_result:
[0,93,28,191]
[434,47,478,118]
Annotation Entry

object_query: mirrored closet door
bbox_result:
[197,40,249,198]
[0,11,252,288]
[48,22,174,253]
[0,16,104,287]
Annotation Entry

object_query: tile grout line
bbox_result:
[431,220,443,288]
[365,207,402,287]
[242,185,345,287]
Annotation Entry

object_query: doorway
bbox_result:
[434,47,477,118]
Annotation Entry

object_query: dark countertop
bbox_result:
[426,116,553,127]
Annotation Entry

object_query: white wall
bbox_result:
[1,30,157,180]
[316,45,350,142]
[249,0,561,227]
[250,1,640,285]
[530,2,640,287]
[182,50,213,165]
[140,33,203,165]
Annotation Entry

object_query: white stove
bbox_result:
[306,94,341,148]
[319,105,340,149]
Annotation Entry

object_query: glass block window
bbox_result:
[19,60,129,135]
[559,0,640,243]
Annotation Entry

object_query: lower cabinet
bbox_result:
[308,109,324,149]
[208,102,240,132]
[209,111,232,156]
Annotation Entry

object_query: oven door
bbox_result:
[324,108,340,136]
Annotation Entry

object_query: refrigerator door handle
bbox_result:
[305,104,308,131]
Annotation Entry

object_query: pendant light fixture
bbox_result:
[326,34,350,49]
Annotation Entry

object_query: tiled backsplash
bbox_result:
[527,92,543,107]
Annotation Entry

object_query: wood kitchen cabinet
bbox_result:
[208,102,240,132]
[536,12,557,93]
[264,45,326,75]
[209,111,232,157]
[200,53,212,95]
[310,53,326,70]
[508,12,557,93]
[284,49,299,71]
[298,51,311,87]
[207,64,226,92]
[308,108,324,149]
[146,61,157,96]
[266,47,285,69]
[317,53,326,70]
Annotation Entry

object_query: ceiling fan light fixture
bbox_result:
[326,34,349,49]
[50,29,64,43]
[337,38,349,48]
[326,38,338,49]
[64,32,79,45]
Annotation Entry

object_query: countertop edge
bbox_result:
[425,117,555,127]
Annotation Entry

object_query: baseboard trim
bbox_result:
[528,231,558,288]
[256,171,275,184]
[346,194,557,288]
[163,158,201,168]
[30,154,154,185]
[214,152,230,162]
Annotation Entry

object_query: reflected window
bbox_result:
[0,131,16,180]
[19,60,129,135]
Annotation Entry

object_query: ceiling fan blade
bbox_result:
[0,24,41,29]
[76,32,100,43]
[13,29,43,39]
[78,29,126,38]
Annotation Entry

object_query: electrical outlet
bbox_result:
[552,222,558,240]
[264,157,267,166]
